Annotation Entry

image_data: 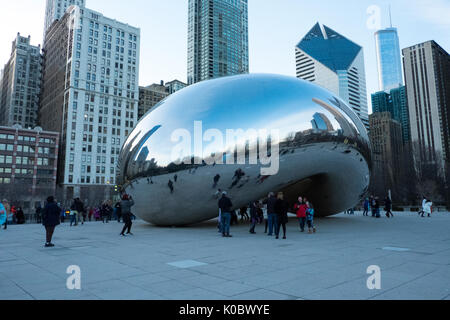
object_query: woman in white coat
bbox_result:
[422,199,432,218]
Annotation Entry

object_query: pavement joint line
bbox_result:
[369,270,438,299]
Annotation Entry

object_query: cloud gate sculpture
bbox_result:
[117,74,371,226]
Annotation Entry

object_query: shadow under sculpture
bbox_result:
[117,74,372,226]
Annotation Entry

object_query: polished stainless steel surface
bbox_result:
[117,74,371,226]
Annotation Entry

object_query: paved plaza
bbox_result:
[1,211,450,300]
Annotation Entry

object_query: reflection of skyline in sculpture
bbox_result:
[117,74,371,226]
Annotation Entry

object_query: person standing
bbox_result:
[374,197,381,218]
[16,207,25,224]
[114,201,122,222]
[218,191,233,237]
[36,204,42,223]
[42,196,61,247]
[294,197,307,232]
[249,201,258,234]
[275,192,289,239]
[120,194,135,236]
[266,192,278,236]
[370,196,376,217]
[69,200,78,226]
[306,202,316,233]
[384,196,393,218]
[0,199,8,230]
[363,198,370,216]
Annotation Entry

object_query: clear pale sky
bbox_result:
[1,0,449,113]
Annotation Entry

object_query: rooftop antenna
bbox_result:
[389,5,393,28]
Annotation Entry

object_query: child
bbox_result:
[306,202,316,234]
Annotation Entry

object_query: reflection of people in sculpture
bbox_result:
[168,180,174,194]
[174,174,178,183]
[230,168,245,189]
[213,174,221,188]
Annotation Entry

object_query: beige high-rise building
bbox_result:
[403,41,450,173]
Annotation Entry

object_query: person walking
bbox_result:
[120,194,135,236]
[218,191,233,237]
[0,199,8,230]
[363,198,370,216]
[422,199,433,218]
[420,197,427,217]
[384,196,393,218]
[275,192,289,239]
[306,202,316,234]
[42,196,61,247]
[74,198,85,225]
[294,197,307,232]
[249,201,258,234]
[266,192,278,236]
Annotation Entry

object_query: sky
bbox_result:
[0,0,449,113]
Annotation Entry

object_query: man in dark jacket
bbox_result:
[120,194,135,236]
[42,196,61,247]
[266,192,278,236]
[218,192,233,237]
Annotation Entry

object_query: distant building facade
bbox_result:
[0,125,59,207]
[375,27,403,91]
[0,33,42,129]
[165,79,187,94]
[187,0,249,84]
[369,112,404,199]
[371,85,409,143]
[44,0,85,41]
[40,6,140,203]
[138,83,169,119]
[296,23,369,129]
[403,41,450,173]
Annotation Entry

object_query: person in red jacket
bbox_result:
[294,197,308,232]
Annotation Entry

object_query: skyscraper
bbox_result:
[187,0,249,85]
[371,85,409,143]
[295,23,369,129]
[403,41,450,172]
[0,33,42,128]
[43,0,86,41]
[375,28,403,91]
[40,5,140,201]
[369,112,404,198]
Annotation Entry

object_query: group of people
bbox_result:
[0,194,136,247]
[0,200,26,227]
[218,192,316,239]
[361,196,393,218]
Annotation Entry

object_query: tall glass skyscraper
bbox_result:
[371,86,409,143]
[187,0,249,85]
[375,28,403,91]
